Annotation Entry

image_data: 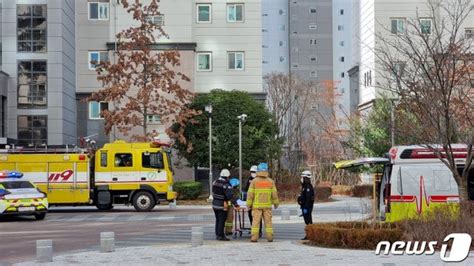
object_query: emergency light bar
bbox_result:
[0,171,24,178]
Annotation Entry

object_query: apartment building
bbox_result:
[76,0,263,145]
[332,0,352,119]
[0,0,76,146]
[261,0,289,75]
[353,0,474,112]
[289,0,333,83]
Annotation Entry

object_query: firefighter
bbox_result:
[297,170,315,240]
[247,162,279,242]
[212,169,238,241]
[224,178,241,235]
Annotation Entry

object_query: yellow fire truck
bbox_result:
[0,140,176,212]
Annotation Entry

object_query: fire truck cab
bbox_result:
[0,140,176,212]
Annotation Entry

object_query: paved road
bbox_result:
[0,196,370,265]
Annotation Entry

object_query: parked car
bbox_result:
[0,171,48,220]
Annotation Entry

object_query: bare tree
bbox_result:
[87,0,194,141]
[302,80,358,185]
[375,0,474,200]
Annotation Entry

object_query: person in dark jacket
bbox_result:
[297,170,315,240]
[212,169,238,241]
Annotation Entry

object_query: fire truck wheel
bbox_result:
[34,213,46,220]
[132,191,156,212]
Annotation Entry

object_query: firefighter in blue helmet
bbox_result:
[212,169,239,241]
[224,178,241,235]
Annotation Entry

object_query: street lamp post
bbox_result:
[205,104,213,201]
[237,114,248,196]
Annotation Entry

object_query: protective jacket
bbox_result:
[212,177,236,210]
[247,172,279,209]
[297,183,315,209]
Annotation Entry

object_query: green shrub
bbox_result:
[305,222,403,249]
[174,181,202,200]
[352,184,373,198]
[315,186,332,201]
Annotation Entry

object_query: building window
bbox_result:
[340,56,345,62]
[310,8,317,14]
[340,9,344,15]
[228,52,244,70]
[18,61,47,109]
[17,5,47,52]
[18,115,47,146]
[279,25,286,31]
[89,101,108,120]
[310,71,317,78]
[197,4,212,23]
[262,29,268,32]
[279,41,284,46]
[279,56,286,62]
[262,13,268,17]
[310,39,317,45]
[339,41,345,46]
[262,60,268,64]
[338,25,344,31]
[88,2,109,21]
[88,51,109,70]
[310,56,317,61]
[279,9,285,15]
[293,64,298,68]
[227,4,244,22]
[197,52,212,71]
[465,28,474,38]
[420,18,432,34]
[341,72,345,78]
[146,115,161,124]
[391,18,406,34]
[146,15,164,26]
[309,23,317,30]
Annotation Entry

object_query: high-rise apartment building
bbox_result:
[352,0,474,112]
[0,0,76,146]
[76,0,263,145]
[289,0,333,83]
[0,0,263,147]
[261,0,289,75]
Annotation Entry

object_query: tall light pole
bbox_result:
[205,104,213,201]
[237,114,248,196]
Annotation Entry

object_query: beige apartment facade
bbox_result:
[75,0,263,147]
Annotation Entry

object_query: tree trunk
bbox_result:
[458,176,469,202]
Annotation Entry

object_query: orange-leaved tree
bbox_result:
[88,0,194,141]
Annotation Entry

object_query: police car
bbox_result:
[0,171,48,220]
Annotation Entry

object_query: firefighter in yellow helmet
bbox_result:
[247,162,279,242]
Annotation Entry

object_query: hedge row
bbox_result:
[174,181,203,200]
[305,222,403,249]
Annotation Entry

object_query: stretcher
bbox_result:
[232,206,251,239]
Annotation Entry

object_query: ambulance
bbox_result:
[0,140,177,212]
[334,145,474,222]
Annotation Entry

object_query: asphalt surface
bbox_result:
[0,196,370,265]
